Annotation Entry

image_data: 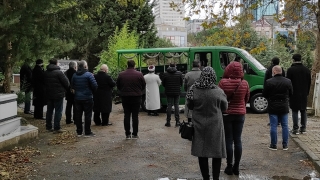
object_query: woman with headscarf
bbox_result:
[186,67,228,180]
[218,61,250,176]
[143,65,161,116]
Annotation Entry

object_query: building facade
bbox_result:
[186,19,215,34]
[153,0,185,27]
[155,22,187,47]
[240,0,279,21]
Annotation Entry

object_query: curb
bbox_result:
[291,135,320,173]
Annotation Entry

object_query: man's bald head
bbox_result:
[272,65,282,76]
[100,64,108,73]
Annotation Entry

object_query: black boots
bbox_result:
[175,120,181,127]
[233,163,239,175]
[224,164,233,175]
[165,121,171,127]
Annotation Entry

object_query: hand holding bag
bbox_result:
[179,121,194,140]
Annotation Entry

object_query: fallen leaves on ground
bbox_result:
[300,159,314,167]
[48,131,77,145]
[0,146,40,180]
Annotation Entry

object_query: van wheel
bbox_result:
[250,93,268,113]
[141,95,147,112]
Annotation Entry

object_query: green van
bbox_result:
[117,46,267,113]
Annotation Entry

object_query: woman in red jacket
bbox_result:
[218,61,250,176]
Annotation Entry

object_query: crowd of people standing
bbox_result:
[18,53,311,180]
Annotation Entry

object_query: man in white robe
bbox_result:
[144,65,161,116]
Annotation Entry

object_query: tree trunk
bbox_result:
[308,4,320,108]
[3,61,12,93]
[3,41,12,93]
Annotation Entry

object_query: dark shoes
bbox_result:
[126,135,131,139]
[148,112,159,116]
[53,129,66,134]
[66,121,74,124]
[165,122,171,127]
[131,135,139,139]
[84,132,96,137]
[283,145,288,151]
[175,121,181,127]
[232,165,239,175]
[300,128,306,134]
[24,111,33,115]
[224,164,233,175]
[291,129,300,135]
[268,144,277,150]
[101,122,113,126]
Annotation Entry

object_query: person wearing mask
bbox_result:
[218,61,250,176]
[32,59,46,119]
[184,60,201,123]
[71,60,98,137]
[93,64,116,126]
[20,58,33,114]
[162,63,183,127]
[64,61,77,124]
[263,65,293,150]
[44,58,69,133]
[116,60,146,139]
[186,67,228,180]
[287,54,311,134]
[143,65,161,116]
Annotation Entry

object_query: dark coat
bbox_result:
[32,65,46,106]
[64,68,77,101]
[162,66,183,96]
[218,62,250,115]
[187,87,228,158]
[263,74,293,114]
[20,64,33,92]
[93,71,116,113]
[71,69,98,100]
[286,63,311,110]
[116,67,146,97]
[44,64,69,100]
[264,64,285,86]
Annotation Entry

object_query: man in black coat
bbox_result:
[264,57,285,126]
[20,59,33,114]
[287,54,311,134]
[162,63,183,127]
[263,65,293,150]
[64,61,77,124]
[116,60,146,139]
[32,59,46,119]
[93,64,116,126]
[44,58,70,133]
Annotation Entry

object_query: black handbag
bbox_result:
[179,121,194,140]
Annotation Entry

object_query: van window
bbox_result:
[194,52,211,68]
[219,52,242,69]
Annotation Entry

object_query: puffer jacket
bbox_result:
[218,61,250,115]
[71,68,98,100]
[162,66,183,96]
[44,64,69,100]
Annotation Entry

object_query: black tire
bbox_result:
[141,95,147,112]
[250,93,268,113]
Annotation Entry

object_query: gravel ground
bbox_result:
[14,104,319,180]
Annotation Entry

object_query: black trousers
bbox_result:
[198,157,221,180]
[34,105,44,119]
[65,99,75,123]
[94,112,110,125]
[74,99,93,135]
[121,96,141,136]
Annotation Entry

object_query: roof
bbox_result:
[117,46,242,54]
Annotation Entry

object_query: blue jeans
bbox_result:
[74,99,93,135]
[292,110,307,130]
[223,115,245,165]
[46,98,64,130]
[269,113,289,146]
[166,95,180,121]
[121,96,141,136]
